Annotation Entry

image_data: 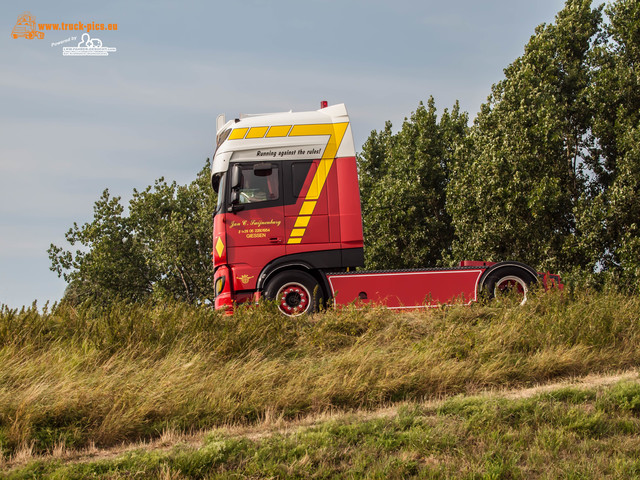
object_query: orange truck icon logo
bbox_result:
[12,12,44,39]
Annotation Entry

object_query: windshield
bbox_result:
[214,172,226,215]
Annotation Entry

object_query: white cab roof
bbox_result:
[211,104,355,177]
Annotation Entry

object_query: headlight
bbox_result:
[214,276,226,297]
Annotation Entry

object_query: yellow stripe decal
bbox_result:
[229,128,249,140]
[299,200,316,216]
[246,126,268,139]
[266,125,292,137]
[225,121,349,245]
[294,216,311,228]
[286,123,348,244]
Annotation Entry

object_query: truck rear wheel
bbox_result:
[263,271,321,316]
[482,267,536,305]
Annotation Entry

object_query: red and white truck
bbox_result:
[211,102,562,315]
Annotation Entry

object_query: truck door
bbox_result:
[226,162,285,291]
[283,159,332,250]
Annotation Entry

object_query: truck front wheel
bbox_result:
[482,267,536,305]
[263,271,321,316]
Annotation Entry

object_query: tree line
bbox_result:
[49,164,216,304]
[359,0,640,291]
[49,0,640,304]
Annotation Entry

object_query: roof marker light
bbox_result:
[320,100,328,109]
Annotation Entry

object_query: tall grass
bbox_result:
[7,381,640,479]
[1,289,639,458]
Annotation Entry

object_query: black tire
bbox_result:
[263,270,322,316]
[482,267,537,305]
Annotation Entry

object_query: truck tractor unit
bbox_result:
[210,102,562,315]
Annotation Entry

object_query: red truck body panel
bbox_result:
[327,268,486,308]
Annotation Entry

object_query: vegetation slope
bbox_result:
[2,289,640,478]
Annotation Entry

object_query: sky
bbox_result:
[1,0,568,309]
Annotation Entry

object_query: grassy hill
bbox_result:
[2,289,640,478]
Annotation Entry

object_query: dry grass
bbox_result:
[1,288,640,464]
[3,369,636,472]
[6,375,640,478]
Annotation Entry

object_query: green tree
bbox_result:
[358,98,468,269]
[48,190,152,304]
[129,163,216,303]
[358,120,394,218]
[576,0,640,289]
[49,161,216,304]
[447,0,602,271]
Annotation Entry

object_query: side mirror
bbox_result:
[230,164,241,190]
[228,164,243,212]
[211,173,221,193]
[229,191,241,211]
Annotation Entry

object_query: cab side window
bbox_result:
[227,163,281,211]
[291,161,312,198]
[238,164,279,204]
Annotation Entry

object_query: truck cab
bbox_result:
[211,103,364,313]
